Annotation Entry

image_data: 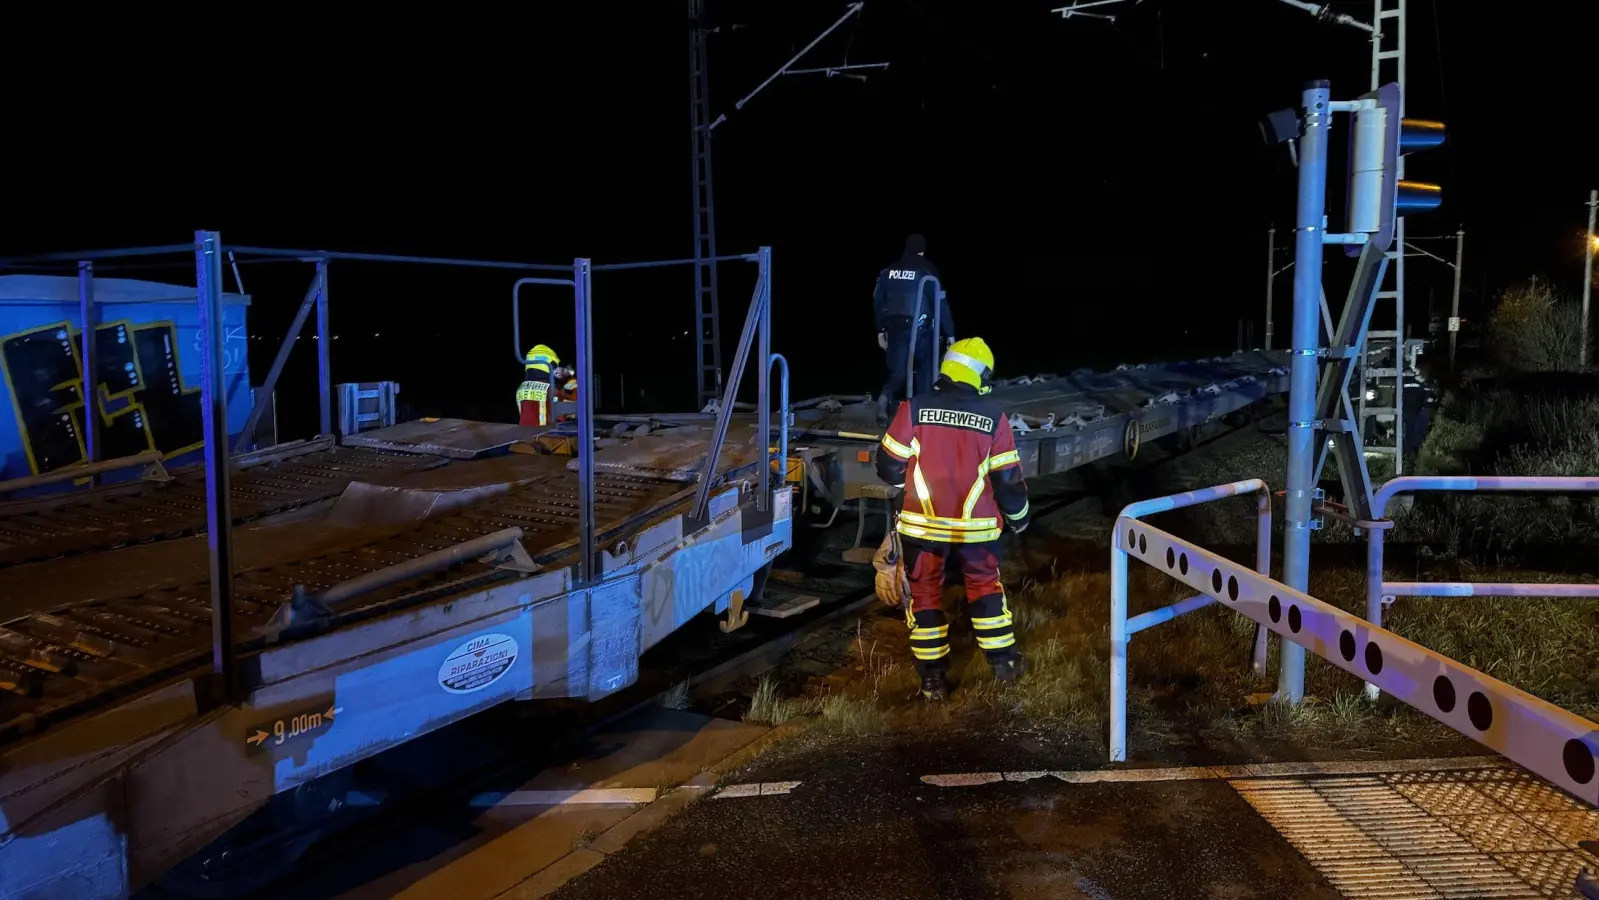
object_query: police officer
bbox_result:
[873,234,954,425]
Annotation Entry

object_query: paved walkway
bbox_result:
[542,745,1599,900]
[536,738,1339,900]
[224,704,1599,900]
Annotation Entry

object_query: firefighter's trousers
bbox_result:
[901,536,1018,675]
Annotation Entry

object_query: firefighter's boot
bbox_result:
[920,671,949,702]
[992,656,1026,685]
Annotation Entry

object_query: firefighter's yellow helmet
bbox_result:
[941,337,995,394]
[525,344,560,372]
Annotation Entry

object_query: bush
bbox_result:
[1405,379,1599,558]
[1487,283,1589,372]
[1415,282,1599,558]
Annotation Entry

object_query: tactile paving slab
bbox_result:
[1235,766,1599,898]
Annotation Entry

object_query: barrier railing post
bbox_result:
[1109,532,1131,762]
[196,230,239,704]
[315,259,333,437]
[1250,489,1274,675]
[1364,520,1387,699]
[78,261,100,482]
[574,258,595,584]
[756,247,772,512]
[1361,475,1599,700]
[1110,478,1271,762]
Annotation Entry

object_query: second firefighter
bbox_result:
[517,344,578,428]
[875,337,1031,701]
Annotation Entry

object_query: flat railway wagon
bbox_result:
[0,241,793,899]
[605,351,1292,544]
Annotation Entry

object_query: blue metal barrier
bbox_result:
[1112,481,1599,805]
[769,352,790,467]
[1361,475,1599,700]
[509,274,582,367]
[1110,478,1274,761]
[691,247,774,521]
[904,274,944,401]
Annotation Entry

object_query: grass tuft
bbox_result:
[744,676,817,726]
[816,693,890,735]
[656,679,691,711]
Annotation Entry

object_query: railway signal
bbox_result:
[1345,81,1446,255]
[1265,77,1449,702]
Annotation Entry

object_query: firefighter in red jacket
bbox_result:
[875,337,1031,701]
[517,345,561,427]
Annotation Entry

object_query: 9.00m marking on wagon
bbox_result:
[245,703,342,754]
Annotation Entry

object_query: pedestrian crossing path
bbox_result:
[922,755,1599,899]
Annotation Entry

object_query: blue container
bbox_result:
[0,275,252,482]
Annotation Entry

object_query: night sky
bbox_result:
[2,2,1593,435]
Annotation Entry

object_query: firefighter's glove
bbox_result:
[872,530,912,608]
[875,566,911,608]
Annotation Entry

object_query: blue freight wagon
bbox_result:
[0,274,252,482]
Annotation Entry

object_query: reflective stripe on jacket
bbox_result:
[518,377,552,427]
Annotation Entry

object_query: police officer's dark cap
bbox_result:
[904,233,926,255]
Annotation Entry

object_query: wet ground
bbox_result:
[185,691,1590,900]
[543,734,1343,900]
[532,724,1599,900]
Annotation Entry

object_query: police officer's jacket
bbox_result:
[875,376,1031,543]
[873,253,954,336]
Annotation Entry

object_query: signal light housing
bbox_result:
[1345,82,1446,256]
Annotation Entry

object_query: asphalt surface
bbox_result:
[546,736,1343,900]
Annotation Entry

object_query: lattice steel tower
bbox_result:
[685,1,879,408]
[689,0,724,408]
[1357,0,1409,472]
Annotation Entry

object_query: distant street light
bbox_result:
[1583,189,1596,367]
